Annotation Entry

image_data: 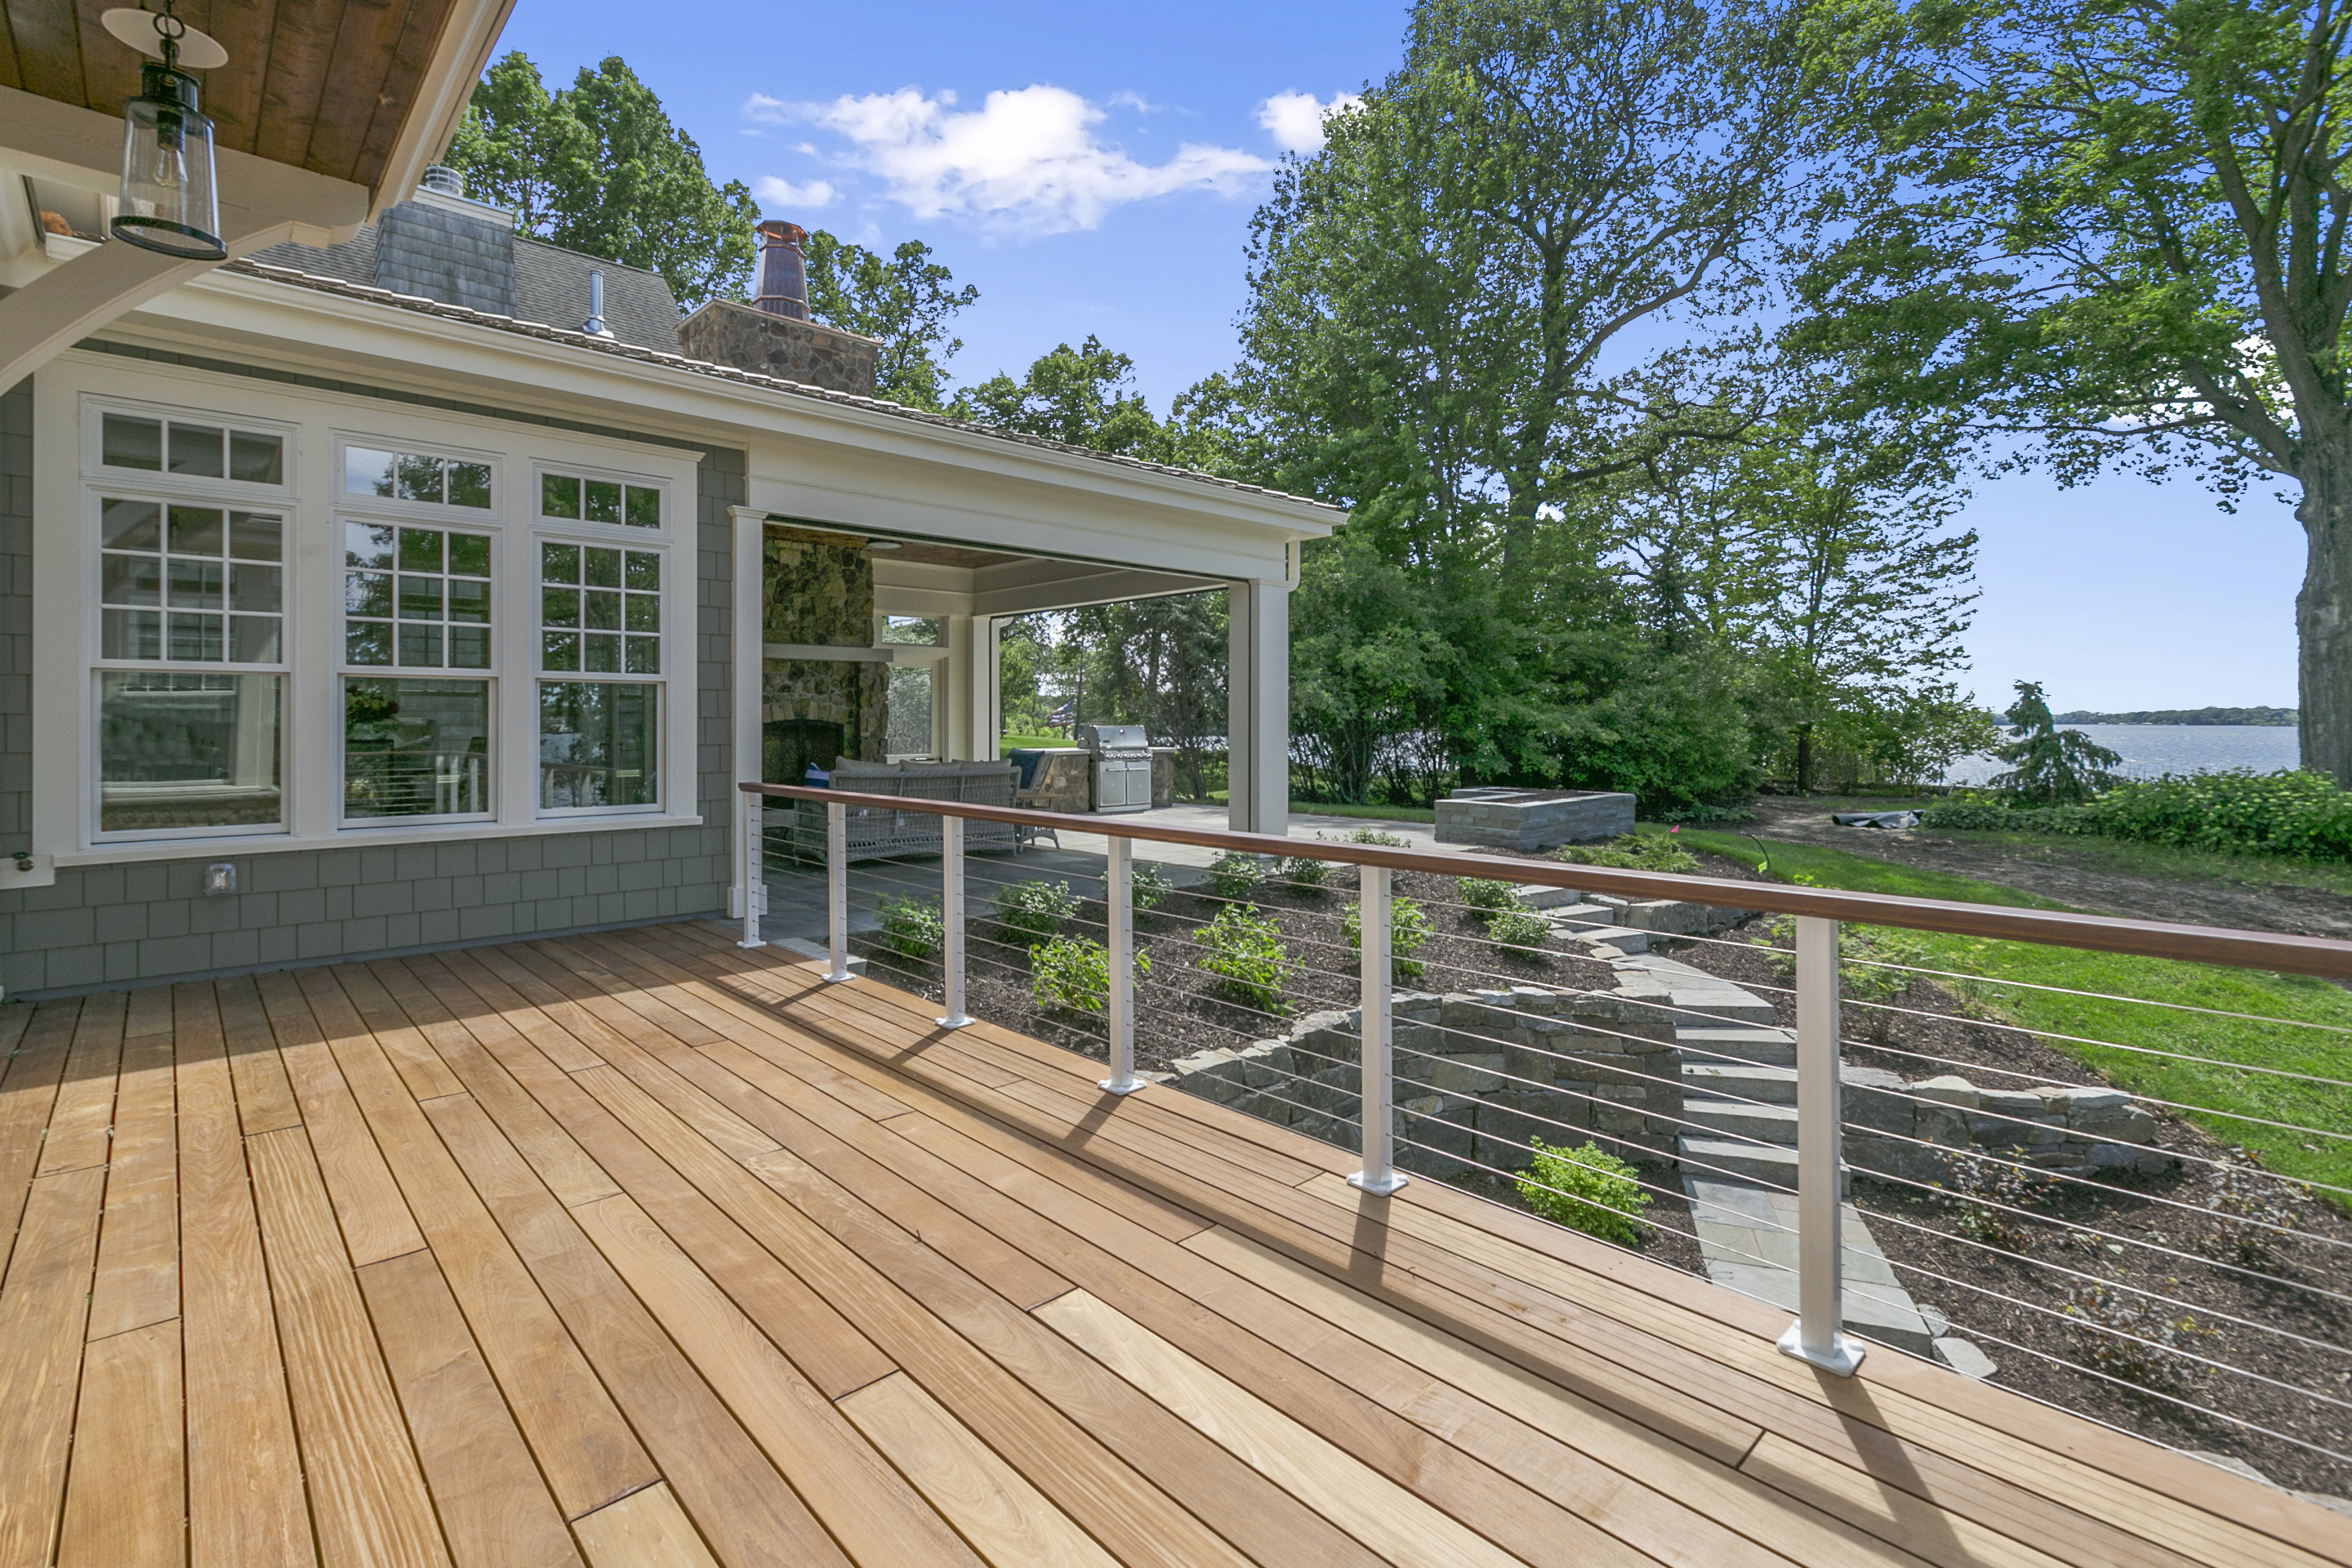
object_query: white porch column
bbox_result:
[730,506,767,920]
[947,613,999,760]
[1227,577,1291,837]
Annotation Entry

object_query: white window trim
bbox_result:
[33,356,705,864]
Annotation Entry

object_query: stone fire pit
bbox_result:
[1435,787,1636,851]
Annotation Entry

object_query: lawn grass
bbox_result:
[1674,828,2352,1203]
[1927,825,2352,898]
[1000,733,1068,751]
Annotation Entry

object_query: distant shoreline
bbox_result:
[2051,707,2296,728]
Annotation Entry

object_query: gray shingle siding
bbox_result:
[0,358,741,1001]
[373,203,517,317]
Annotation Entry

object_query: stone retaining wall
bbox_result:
[1166,980,1685,1179]
[1847,1071,2169,1183]
[1435,788,1636,851]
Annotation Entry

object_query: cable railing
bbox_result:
[733,779,2352,1494]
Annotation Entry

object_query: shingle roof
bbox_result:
[510,238,680,353]
[217,255,1338,514]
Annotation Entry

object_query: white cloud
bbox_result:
[755,176,838,211]
[1107,89,1157,113]
[1256,90,1363,154]
[793,84,1271,234]
[743,92,791,125]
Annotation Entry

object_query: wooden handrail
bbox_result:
[740,781,2352,980]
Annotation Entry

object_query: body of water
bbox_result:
[1939,724,2301,787]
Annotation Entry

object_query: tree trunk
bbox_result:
[1795,723,1815,794]
[2298,444,2352,785]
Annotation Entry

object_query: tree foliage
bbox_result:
[1792,0,2352,779]
[444,53,758,307]
[1988,681,2124,804]
[803,232,978,410]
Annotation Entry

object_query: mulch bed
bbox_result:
[1648,853,2352,1501]
[849,858,1699,1276]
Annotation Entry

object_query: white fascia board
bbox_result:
[78,265,1339,568]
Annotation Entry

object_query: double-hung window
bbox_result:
[338,442,498,823]
[536,469,666,812]
[91,408,290,837]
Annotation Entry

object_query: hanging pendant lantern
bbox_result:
[106,5,226,261]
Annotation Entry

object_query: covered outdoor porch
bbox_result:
[2,923,2338,1568]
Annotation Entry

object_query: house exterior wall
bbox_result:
[0,345,744,1000]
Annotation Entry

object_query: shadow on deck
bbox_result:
[0,920,2341,1568]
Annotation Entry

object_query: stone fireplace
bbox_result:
[760,525,887,778]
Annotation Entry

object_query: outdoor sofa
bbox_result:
[773,758,1031,862]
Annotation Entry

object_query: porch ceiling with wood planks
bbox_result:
[0,0,488,192]
[0,923,2344,1568]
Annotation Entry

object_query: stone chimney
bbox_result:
[676,218,879,398]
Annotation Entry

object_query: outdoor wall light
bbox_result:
[104,5,230,261]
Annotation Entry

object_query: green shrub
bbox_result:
[1924,771,2352,862]
[1130,861,1175,911]
[1657,803,1756,825]
[993,879,1080,942]
[875,893,945,958]
[1206,850,1273,899]
[1454,876,1520,917]
[1196,903,1298,1012]
[1343,895,1433,982]
[1486,906,1553,954]
[1272,855,1335,893]
[1346,827,1411,848]
[1517,1139,1652,1246]
[1029,933,1150,1013]
[1552,833,1698,873]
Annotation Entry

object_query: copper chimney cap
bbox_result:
[753,220,810,320]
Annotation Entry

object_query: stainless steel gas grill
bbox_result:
[1075,724,1152,813]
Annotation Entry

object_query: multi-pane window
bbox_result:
[345,523,492,670]
[540,542,659,675]
[344,678,491,819]
[537,682,657,809]
[101,411,284,484]
[541,470,661,528]
[344,446,492,509]
[100,499,283,663]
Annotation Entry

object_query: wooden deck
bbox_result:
[1,922,2344,1568]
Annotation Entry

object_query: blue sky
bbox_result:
[497,0,2305,719]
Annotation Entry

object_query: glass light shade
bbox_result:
[113,64,225,261]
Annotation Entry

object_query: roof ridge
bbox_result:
[219,256,1335,512]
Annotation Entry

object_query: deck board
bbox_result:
[0,921,2341,1568]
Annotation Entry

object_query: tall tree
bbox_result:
[803,232,979,411]
[444,53,758,307]
[950,336,1166,457]
[1239,0,1830,789]
[1796,0,2352,781]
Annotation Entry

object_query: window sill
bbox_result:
[52,812,706,869]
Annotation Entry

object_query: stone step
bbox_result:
[1675,1026,1796,1067]
[1549,904,1623,929]
[1670,990,1778,1026]
[1677,1134,1799,1185]
[1683,1062,1798,1103]
[1519,886,1604,911]
[1559,924,1650,953]
[1683,1095,1798,1145]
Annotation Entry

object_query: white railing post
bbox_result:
[825,800,853,984]
[1779,914,1864,1375]
[737,788,766,950]
[938,813,972,1028]
[1348,864,1407,1195]
[1100,835,1141,1094]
